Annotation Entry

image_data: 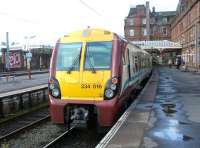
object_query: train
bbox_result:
[49,28,152,130]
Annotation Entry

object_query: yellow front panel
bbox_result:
[81,71,110,99]
[56,71,111,101]
[55,28,113,101]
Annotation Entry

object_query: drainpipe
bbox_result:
[146,1,150,40]
[195,23,199,71]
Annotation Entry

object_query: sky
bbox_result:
[0,0,179,45]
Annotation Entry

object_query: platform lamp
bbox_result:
[24,35,36,80]
[5,32,10,72]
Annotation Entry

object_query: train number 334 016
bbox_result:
[81,84,102,89]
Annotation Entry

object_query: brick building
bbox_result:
[124,2,176,41]
[171,0,200,70]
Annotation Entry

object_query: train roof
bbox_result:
[59,28,114,43]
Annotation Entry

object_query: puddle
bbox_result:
[162,108,177,114]
[161,104,177,114]
[182,135,194,141]
[167,119,191,126]
[145,105,153,109]
[161,103,176,108]
[155,100,165,104]
[179,121,191,125]
[164,100,172,102]
[153,128,194,142]
[136,104,153,110]
[165,114,174,117]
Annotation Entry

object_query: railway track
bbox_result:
[38,80,149,148]
[43,126,75,148]
[0,114,50,143]
[0,76,150,147]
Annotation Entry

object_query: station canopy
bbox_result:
[132,40,182,53]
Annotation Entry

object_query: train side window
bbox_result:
[127,48,131,79]
[122,53,126,65]
[134,56,138,72]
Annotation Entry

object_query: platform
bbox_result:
[97,67,200,148]
[0,72,48,93]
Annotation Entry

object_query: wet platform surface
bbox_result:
[0,73,48,93]
[141,68,200,148]
[97,67,200,148]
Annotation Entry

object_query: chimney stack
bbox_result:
[152,6,155,13]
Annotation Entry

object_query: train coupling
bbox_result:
[67,107,89,128]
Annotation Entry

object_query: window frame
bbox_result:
[83,41,113,71]
[56,42,82,71]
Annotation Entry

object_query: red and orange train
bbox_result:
[49,28,152,129]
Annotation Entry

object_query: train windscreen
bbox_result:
[84,42,112,70]
[56,43,82,71]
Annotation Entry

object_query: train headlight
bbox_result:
[104,77,120,100]
[110,84,117,90]
[111,77,118,84]
[49,83,55,90]
[48,77,61,99]
[105,89,114,98]
[52,88,60,97]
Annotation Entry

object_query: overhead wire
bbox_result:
[79,0,102,17]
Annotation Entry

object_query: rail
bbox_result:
[43,126,75,148]
[0,115,50,142]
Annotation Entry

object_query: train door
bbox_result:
[81,41,112,100]
[134,54,138,73]
[121,47,131,90]
[128,48,136,77]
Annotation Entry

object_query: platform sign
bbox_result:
[26,52,32,58]
[9,52,22,68]
[26,52,32,62]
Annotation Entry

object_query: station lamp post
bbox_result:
[6,32,10,72]
[25,35,36,79]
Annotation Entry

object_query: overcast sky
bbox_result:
[0,0,179,45]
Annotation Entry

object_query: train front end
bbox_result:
[49,29,122,127]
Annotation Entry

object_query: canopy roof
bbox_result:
[132,40,182,52]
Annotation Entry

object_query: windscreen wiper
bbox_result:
[86,51,96,73]
[67,54,80,74]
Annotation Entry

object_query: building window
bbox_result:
[162,17,168,24]
[142,18,146,25]
[129,29,135,36]
[162,27,167,35]
[128,19,134,26]
[179,22,183,33]
[142,28,147,36]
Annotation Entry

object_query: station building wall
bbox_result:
[171,0,200,70]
